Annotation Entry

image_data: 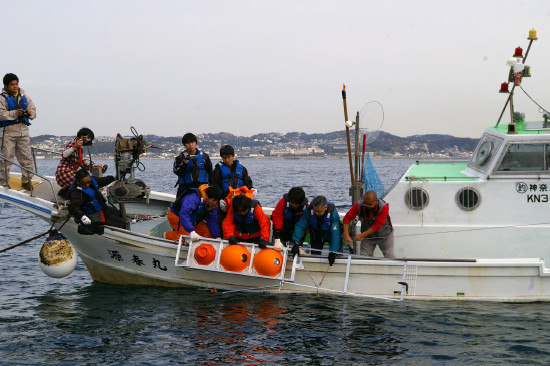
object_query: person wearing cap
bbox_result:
[0,73,37,191]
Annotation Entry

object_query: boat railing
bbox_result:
[30,147,62,173]
[175,235,411,302]
[0,152,60,206]
[405,175,472,181]
[415,159,469,165]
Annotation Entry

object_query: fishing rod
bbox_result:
[342,84,355,186]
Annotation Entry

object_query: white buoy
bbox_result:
[38,232,77,278]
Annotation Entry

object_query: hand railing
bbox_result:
[30,147,62,173]
[0,152,60,206]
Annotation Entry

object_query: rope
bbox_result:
[519,85,550,114]
[0,222,55,253]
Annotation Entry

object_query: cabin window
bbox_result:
[468,135,503,173]
[496,144,545,172]
[405,187,429,210]
[456,187,480,211]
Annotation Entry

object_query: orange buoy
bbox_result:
[194,244,217,266]
[253,248,283,277]
[220,245,251,272]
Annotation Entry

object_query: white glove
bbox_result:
[299,247,306,256]
[81,215,92,225]
[273,239,284,252]
[220,199,228,212]
[190,231,201,242]
[251,189,257,198]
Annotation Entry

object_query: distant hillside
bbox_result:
[30,130,479,157]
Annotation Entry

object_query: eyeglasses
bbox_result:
[79,179,91,186]
[362,202,375,209]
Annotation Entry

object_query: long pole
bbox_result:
[342,84,355,185]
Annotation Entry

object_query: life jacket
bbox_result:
[308,202,336,241]
[219,160,244,193]
[171,184,210,223]
[359,198,393,238]
[69,177,106,215]
[1,93,30,127]
[282,193,308,226]
[224,186,254,208]
[177,151,209,185]
[233,200,261,236]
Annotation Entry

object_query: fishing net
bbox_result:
[363,153,385,198]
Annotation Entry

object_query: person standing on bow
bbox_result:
[55,127,103,199]
[271,187,308,252]
[290,195,341,266]
[0,73,37,191]
[164,184,222,242]
[173,133,212,196]
[343,190,394,258]
[67,169,125,229]
[223,194,270,248]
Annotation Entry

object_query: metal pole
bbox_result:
[353,112,361,205]
[496,38,535,126]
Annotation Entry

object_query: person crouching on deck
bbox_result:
[290,195,341,266]
[270,187,308,252]
[165,184,222,242]
[223,194,270,248]
[68,169,126,229]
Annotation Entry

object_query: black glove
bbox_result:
[257,239,269,249]
[290,242,300,256]
[328,252,337,266]
[228,236,238,244]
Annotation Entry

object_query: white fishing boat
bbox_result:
[2,30,550,302]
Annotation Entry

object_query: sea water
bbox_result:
[1,158,549,365]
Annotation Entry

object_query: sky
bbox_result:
[3,0,550,139]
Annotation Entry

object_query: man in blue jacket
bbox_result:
[290,195,341,265]
[165,184,222,242]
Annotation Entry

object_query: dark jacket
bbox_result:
[212,160,253,198]
[68,176,115,219]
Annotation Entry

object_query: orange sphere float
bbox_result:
[253,248,283,277]
[194,244,217,266]
[220,245,251,272]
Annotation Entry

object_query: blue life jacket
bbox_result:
[282,193,307,226]
[69,177,106,215]
[234,200,260,235]
[177,151,209,186]
[308,202,336,241]
[1,93,30,127]
[219,161,244,193]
